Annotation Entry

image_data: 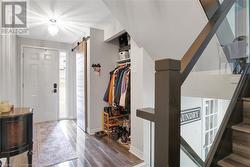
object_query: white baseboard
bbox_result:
[35,118,76,124]
[88,127,102,135]
[34,119,58,124]
[133,162,147,167]
[129,145,144,160]
[58,118,76,121]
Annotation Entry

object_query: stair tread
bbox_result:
[232,123,250,134]
[242,97,250,101]
[218,154,250,167]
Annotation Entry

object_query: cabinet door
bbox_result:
[1,117,27,153]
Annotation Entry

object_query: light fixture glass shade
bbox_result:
[48,23,59,36]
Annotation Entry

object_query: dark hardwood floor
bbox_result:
[8,120,143,167]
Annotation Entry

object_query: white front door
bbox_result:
[23,47,59,123]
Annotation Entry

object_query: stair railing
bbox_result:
[204,63,250,166]
[137,0,236,166]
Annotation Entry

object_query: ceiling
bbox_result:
[104,0,208,60]
[19,0,112,43]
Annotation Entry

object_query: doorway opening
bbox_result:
[59,52,67,119]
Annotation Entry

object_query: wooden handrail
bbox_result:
[181,0,236,84]
[199,0,220,19]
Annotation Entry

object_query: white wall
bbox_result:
[17,37,76,119]
[143,50,155,107]
[180,149,198,167]
[87,28,119,134]
[130,39,144,158]
[142,49,155,165]
[182,70,240,100]
[181,97,203,157]
[0,1,18,105]
[130,38,155,162]
[103,18,125,41]
[0,34,18,105]
[217,99,230,127]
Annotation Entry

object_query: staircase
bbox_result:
[218,98,250,167]
[132,0,249,166]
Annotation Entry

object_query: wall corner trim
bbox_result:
[88,127,102,135]
[129,145,144,160]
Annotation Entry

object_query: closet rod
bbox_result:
[71,36,90,52]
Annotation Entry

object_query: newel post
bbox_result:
[155,59,181,167]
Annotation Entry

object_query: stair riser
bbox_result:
[243,101,250,124]
[233,143,250,159]
[233,131,250,147]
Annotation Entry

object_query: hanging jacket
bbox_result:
[125,73,131,112]
[119,69,130,107]
[108,69,119,105]
[103,70,114,102]
[114,67,128,105]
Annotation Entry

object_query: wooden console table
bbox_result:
[0,108,33,167]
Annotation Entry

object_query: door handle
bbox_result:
[53,83,57,88]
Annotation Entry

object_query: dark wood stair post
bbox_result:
[155,59,181,167]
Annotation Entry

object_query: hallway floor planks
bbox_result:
[8,120,143,167]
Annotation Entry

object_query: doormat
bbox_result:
[34,122,78,167]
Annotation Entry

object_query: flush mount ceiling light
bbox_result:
[48,19,59,36]
[49,19,57,23]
